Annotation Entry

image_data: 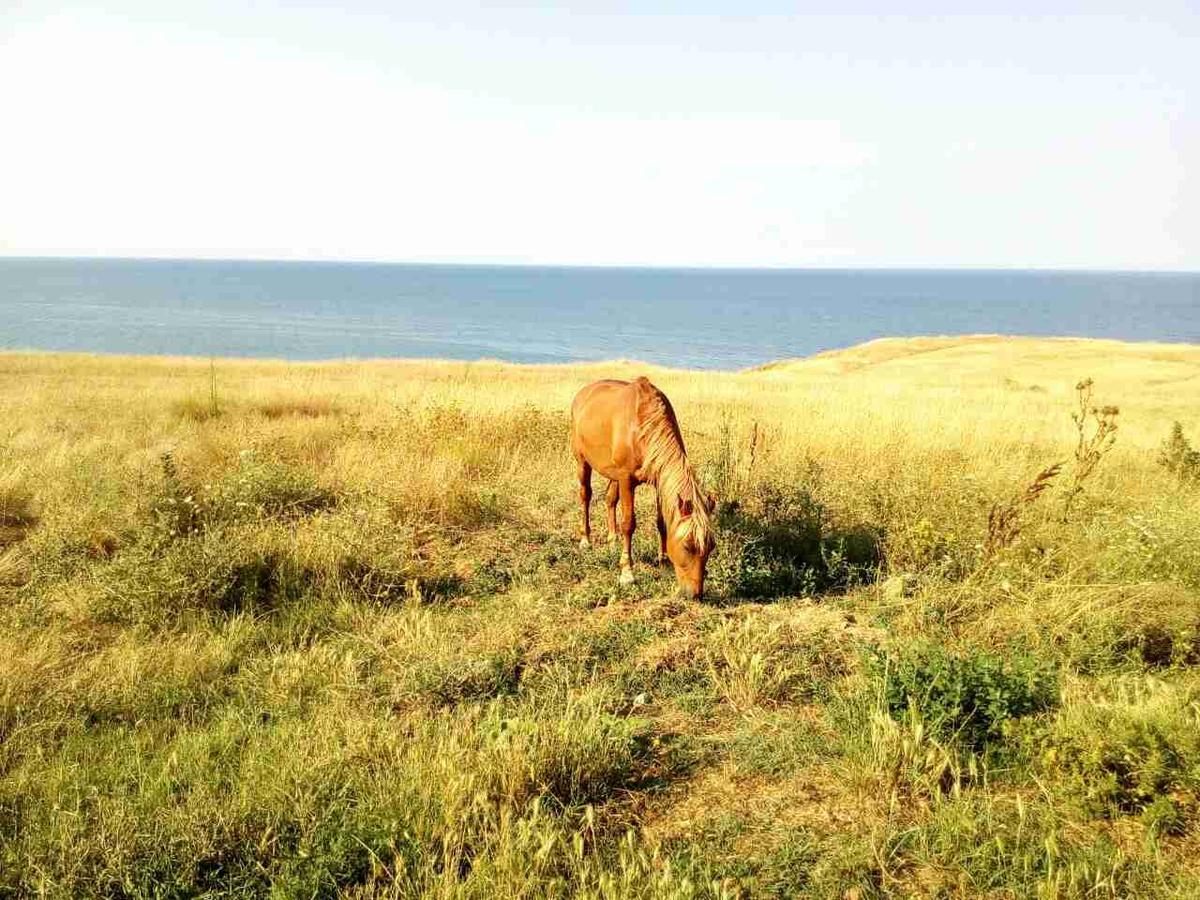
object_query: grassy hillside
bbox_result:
[2,335,1200,898]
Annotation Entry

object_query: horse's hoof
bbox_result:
[579,537,591,550]
[619,568,635,586]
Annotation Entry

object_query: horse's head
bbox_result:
[667,492,716,600]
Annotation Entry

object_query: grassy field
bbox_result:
[2,334,1200,898]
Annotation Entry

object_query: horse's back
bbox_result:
[570,379,628,415]
[571,376,667,413]
[570,379,642,475]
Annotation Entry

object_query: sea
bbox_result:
[1,257,1197,370]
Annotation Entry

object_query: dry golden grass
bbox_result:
[2,335,1200,898]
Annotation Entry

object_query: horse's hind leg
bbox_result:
[618,478,636,585]
[577,459,593,549]
[605,479,619,542]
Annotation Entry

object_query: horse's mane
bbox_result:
[633,378,714,552]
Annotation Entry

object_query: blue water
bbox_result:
[1,258,1197,370]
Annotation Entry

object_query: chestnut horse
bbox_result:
[569,377,715,598]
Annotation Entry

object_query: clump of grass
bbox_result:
[380,687,655,824]
[725,712,831,777]
[661,816,828,897]
[173,362,222,422]
[149,450,337,542]
[0,475,38,546]
[701,413,766,501]
[266,508,467,612]
[1102,505,1200,590]
[88,528,317,626]
[537,618,661,686]
[208,451,338,521]
[703,614,846,710]
[255,396,341,419]
[863,703,970,799]
[1062,378,1119,514]
[709,481,874,600]
[411,646,525,708]
[705,617,799,710]
[1063,588,1200,673]
[1158,421,1200,484]
[882,791,1170,898]
[1036,679,1200,825]
[172,396,223,423]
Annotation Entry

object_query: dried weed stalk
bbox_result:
[984,462,1062,557]
[1063,378,1119,514]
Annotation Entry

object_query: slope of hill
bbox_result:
[2,337,1199,897]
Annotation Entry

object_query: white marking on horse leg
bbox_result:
[619,552,634,584]
[579,536,591,550]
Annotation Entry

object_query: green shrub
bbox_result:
[1158,422,1200,483]
[868,641,1058,749]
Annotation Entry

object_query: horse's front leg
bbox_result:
[655,496,667,565]
[618,477,636,585]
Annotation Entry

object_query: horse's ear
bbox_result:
[678,495,693,517]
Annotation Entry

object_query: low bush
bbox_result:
[868,640,1059,749]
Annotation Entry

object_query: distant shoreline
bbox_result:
[4,334,1199,375]
[3,254,1199,276]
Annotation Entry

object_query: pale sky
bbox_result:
[1,2,1196,269]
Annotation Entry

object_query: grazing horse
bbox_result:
[569,376,715,599]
